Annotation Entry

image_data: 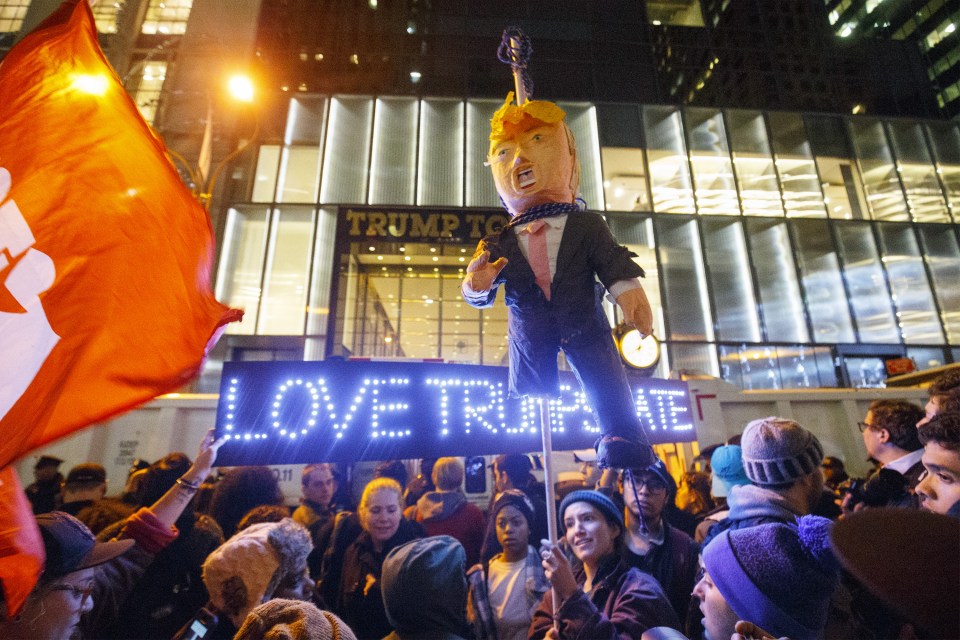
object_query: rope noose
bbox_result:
[497,27,534,102]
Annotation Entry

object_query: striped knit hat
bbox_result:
[740,417,823,486]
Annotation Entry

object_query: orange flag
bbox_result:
[0,0,242,611]
[0,0,242,464]
[0,468,44,616]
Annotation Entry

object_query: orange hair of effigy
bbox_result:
[489,91,566,142]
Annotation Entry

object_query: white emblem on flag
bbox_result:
[0,167,60,420]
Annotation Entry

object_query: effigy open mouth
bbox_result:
[516,165,537,189]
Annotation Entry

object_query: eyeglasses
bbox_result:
[626,475,667,493]
[49,582,94,605]
[857,421,875,433]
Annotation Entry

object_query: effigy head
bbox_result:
[488,92,579,216]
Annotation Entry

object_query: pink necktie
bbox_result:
[526,220,551,300]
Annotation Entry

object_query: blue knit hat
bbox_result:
[559,490,623,532]
[702,516,839,640]
[710,445,751,497]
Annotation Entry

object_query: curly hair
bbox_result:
[867,400,924,451]
[918,412,960,452]
[209,466,284,538]
[929,369,960,400]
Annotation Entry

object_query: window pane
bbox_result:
[285,97,327,146]
[276,147,321,203]
[602,147,650,212]
[719,345,782,390]
[848,119,909,221]
[400,271,441,358]
[258,207,316,334]
[92,2,119,33]
[131,61,167,124]
[440,275,481,363]
[727,109,783,217]
[925,121,960,223]
[668,343,719,378]
[806,114,868,220]
[876,224,945,344]
[685,108,739,215]
[655,218,713,341]
[365,268,401,357]
[918,226,960,344]
[141,0,193,35]
[598,104,650,212]
[907,346,946,371]
[306,207,338,341]
[0,0,29,33]
[845,356,888,388]
[767,113,826,218]
[701,218,761,341]
[607,216,664,337]
[320,97,373,204]
[745,219,809,342]
[560,102,604,210]
[418,99,463,206]
[886,122,949,222]
[275,97,326,204]
[644,106,696,213]
[216,206,270,335]
[252,146,280,203]
[369,98,417,205]
[791,219,855,343]
[465,99,501,208]
[834,222,900,343]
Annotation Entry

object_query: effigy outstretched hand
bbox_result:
[463,248,508,293]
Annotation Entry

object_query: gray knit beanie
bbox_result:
[740,417,823,486]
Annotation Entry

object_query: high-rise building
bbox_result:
[822,0,959,118]
[3,0,958,391]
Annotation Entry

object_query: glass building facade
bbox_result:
[214,95,960,391]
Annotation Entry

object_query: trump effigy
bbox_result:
[460,88,657,471]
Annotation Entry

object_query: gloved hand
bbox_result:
[616,286,653,337]
[463,248,508,293]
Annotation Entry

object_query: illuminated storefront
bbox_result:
[214,95,960,390]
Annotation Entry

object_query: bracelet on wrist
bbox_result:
[176,476,201,491]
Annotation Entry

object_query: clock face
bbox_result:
[619,330,660,369]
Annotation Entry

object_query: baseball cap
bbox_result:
[36,512,134,581]
[35,455,64,469]
[65,463,106,485]
[572,449,597,463]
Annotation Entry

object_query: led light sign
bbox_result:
[215,360,695,465]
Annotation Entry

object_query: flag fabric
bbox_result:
[0,468,44,615]
[0,0,241,609]
[0,0,241,462]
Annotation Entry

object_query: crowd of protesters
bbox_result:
[4,370,959,640]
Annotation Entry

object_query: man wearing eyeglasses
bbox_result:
[620,460,699,621]
[859,400,926,492]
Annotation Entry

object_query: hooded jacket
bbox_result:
[381,536,473,640]
[529,555,680,640]
[702,484,805,546]
[335,517,424,639]
[414,490,486,566]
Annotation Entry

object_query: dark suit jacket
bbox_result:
[465,211,644,397]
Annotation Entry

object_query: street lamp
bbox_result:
[166,72,259,210]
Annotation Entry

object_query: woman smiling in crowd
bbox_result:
[530,490,679,640]
[330,477,424,639]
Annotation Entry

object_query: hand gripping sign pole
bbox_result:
[497,27,560,625]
